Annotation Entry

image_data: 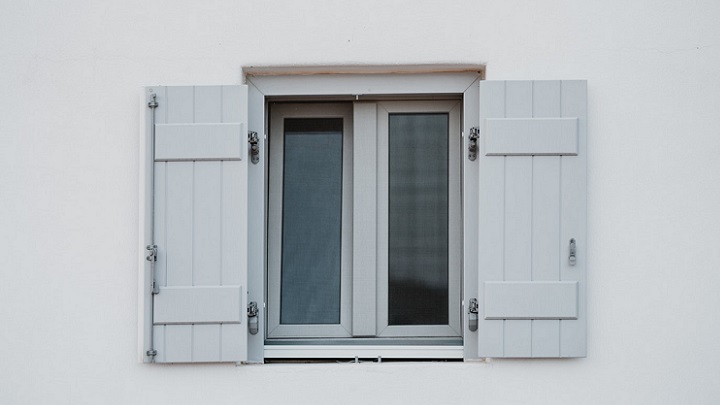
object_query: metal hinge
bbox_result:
[145,244,157,262]
[247,301,259,335]
[248,131,260,164]
[468,127,480,161]
[468,298,479,332]
[147,93,158,109]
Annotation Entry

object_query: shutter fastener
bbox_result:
[569,238,577,266]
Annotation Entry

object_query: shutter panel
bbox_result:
[147,85,249,363]
[476,80,587,358]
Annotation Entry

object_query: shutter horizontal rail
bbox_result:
[484,118,578,156]
[484,281,578,320]
[155,123,245,161]
[154,286,243,324]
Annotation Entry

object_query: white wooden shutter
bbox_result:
[147,85,249,362]
[475,80,587,358]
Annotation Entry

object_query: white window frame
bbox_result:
[245,69,483,361]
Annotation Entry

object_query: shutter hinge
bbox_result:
[247,301,259,335]
[146,349,157,358]
[248,131,260,164]
[468,298,479,332]
[147,93,158,109]
[468,127,480,161]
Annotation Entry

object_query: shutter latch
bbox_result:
[468,127,480,161]
[569,238,577,266]
[146,245,159,294]
[248,131,260,164]
[468,298,479,332]
[247,301,259,335]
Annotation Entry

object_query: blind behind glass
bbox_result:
[388,114,449,325]
[280,118,343,325]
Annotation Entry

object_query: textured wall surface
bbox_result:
[2,0,720,404]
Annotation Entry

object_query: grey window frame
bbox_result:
[245,71,482,360]
[267,103,354,338]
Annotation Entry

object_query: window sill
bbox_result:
[263,345,463,360]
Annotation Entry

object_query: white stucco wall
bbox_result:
[2,0,720,403]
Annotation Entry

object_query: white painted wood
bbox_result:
[193,162,222,286]
[165,162,193,287]
[194,86,222,123]
[245,82,264,363]
[484,282,578,319]
[148,85,248,363]
[164,325,192,363]
[502,80,533,358]
[221,324,245,361]
[154,123,244,161]
[531,80,562,357]
[475,80,587,358]
[352,102,378,337]
[154,286,243,324]
[166,87,193,124]
[462,78,480,360]
[476,80,506,357]
[559,80,588,358]
[484,118,578,156]
[192,324,221,362]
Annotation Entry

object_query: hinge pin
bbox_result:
[148,93,158,109]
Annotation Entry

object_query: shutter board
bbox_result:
[154,286,243,324]
[148,85,249,363]
[155,123,244,161]
[484,282,578,319]
[484,118,578,156]
[476,80,587,358]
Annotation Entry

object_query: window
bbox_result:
[266,101,462,342]
[142,72,588,363]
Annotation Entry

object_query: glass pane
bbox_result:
[281,118,343,325]
[388,114,449,325]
